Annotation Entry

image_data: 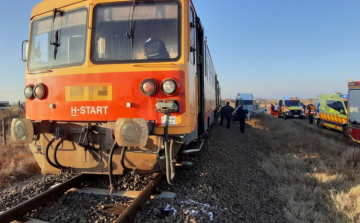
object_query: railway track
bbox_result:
[0,173,165,223]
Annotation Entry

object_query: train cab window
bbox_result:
[28,9,87,70]
[91,1,180,63]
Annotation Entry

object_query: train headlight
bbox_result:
[24,85,34,99]
[140,79,157,96]
[11,119,34,143]
[161,79,177,95]
[33,83,46,99]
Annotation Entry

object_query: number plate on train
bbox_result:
[161,116,177,125]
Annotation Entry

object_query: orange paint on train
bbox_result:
[25,71,186,126]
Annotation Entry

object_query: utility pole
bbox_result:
[2,117,6,145]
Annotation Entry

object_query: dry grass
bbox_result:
[250,114,360,222]
[0,108,40,189]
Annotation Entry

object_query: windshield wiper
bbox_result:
[126,0,137,49]
[50,30,60,60]
[50,8,64,60]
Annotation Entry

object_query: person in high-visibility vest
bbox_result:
[308,104,315,124]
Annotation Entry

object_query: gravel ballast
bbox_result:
[134,120,289,222]
[0,118,289,222]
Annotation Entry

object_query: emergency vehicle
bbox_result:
[314,94,348,137]
[234,93,254,121]
[0,101,10,110]
[277,97,304,119]
[347,79,360,142]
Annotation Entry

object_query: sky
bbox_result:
[1,0,360,102]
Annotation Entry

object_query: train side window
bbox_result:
[190,7,196,65]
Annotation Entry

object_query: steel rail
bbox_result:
[0,173,90,223]
[115,173,165,223]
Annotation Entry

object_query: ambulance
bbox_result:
[314,93,348,137]
[347,79,360,142]
[277,97,304,119]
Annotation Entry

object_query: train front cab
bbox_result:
[11,0,219,185]
[348,80,360,142]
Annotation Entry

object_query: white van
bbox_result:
[233,93,256,120]
[0,101,10,110]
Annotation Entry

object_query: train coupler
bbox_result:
[77,125,96,162]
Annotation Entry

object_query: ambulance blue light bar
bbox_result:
[340,94,348,98]
[283,96,298,100]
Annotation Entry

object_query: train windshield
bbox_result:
[349,89,360,122]
[284,100,301,107]
[28,9,88,70]
[91,1,180,63]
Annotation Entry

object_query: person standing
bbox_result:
[220,102,234,129]
[237,105,246,134]
[274,103,278,111]
[308,104,315,124]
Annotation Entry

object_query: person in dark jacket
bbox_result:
[308,104,315,125]
[220,102,234,129]
[236,105,246,134]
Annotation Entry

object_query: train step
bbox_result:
[182,140,204,154]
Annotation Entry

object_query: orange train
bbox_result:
[12,0,221,187]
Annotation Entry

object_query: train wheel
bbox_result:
[343,125,349,138]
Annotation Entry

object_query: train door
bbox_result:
[195,15,205,136]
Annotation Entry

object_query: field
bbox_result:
[0,108,40,189]
[250,114,360,222]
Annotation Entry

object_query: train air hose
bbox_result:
[45,138,60,169]
[120,146,130,172]
[108,142,118,195]
[164,113,175,184]
[169,138,175,181]
[53,139,67,170]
